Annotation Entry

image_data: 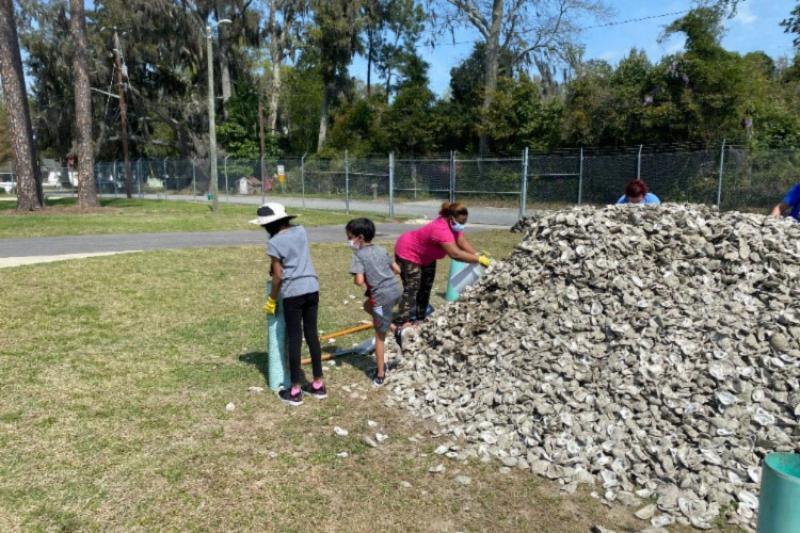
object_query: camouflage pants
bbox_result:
[394,256,437,325]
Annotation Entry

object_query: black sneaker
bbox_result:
[278,388,303,406]
[306,383,328,400]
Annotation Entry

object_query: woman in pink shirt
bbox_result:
[393,202,490,331]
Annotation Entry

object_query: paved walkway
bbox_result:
[0,222,501,268]
[99,192,522,226]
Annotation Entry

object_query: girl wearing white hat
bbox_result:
[251,202,325,406]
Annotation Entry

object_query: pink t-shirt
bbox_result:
[395,217,463,266]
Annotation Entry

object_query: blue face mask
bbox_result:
[451,221,466,232]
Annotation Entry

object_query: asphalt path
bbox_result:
[0,223,503,267]
[99,192,522,226]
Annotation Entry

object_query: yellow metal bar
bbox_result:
[319,322,371,341]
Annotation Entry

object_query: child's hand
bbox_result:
[264,297,277,315]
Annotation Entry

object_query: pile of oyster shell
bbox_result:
[388,204,800,531]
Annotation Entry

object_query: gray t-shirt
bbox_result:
[350,244,402,305]
[267,226,320,299]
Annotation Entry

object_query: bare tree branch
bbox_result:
[445,0,490,38]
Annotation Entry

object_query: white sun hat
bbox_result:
[249,202,296,226]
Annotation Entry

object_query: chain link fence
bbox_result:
[9,143,797,219]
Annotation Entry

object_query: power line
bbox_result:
[580,9,690,31]
[419,8,692,48]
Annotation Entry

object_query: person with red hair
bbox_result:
[616,179,661,205]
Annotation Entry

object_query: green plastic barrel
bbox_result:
[757,452,800,533]
[445,259,467,301]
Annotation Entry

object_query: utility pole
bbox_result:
[207,24,219,212]
[113,30,132,198]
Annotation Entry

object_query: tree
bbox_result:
[440,42,514,151]
[70,0,98,207]
[385,52,435,154]
[218,79,280,158]
[285,54,324,154]
[372,0,425,99]
[0,102,12,165]
[0,0,43,210]
[362,0,385,97]
[327,96,389,155]
[781,3,800,47]
[428,0,609,154]
[310,0,363,149]
[262,0,307,135]
[659,8,750,142]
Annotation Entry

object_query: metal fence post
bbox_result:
[112,161,118,196]
[519,147,528,219]
[449,150,456,203]
[344,150,350,213]
[138,159,143,198]
[716,139,726,209]
[389,152,395,218]
[636,144,643,180]
[300,154,306,208]
[260,157,265,204]
[578,147,584,205]
[192,161,196,198]
[224,155,229,202]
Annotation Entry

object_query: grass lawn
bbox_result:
[0,230,660,531]
[0,198,394,239]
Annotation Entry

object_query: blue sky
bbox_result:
[350,1,798,97]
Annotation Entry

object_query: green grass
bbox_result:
[0,198,395,239]
[0,230,657,531]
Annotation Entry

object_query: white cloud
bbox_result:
[733,4,757,26]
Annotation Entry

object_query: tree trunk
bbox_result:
[258,83,266,181]
[318,84,330,149]
[366,26,373,97]
[221,59,232,105]
[70,0,97,207]
[113,31,132,198]
[479,0,504,156]
[267,55,281,134]
[0,0,43,211]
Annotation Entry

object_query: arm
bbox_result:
[771,202,788,217]
[353,273,367,287]
[391,261,401,275]
[269,256,282,300]
[441,241,480,263]
[455,233,478,255]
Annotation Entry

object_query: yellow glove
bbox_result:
[478,254,491,268]
[264,297,277,315]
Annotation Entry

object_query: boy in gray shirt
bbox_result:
[346,218,402,386]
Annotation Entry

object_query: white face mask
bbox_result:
[347,239,360,250]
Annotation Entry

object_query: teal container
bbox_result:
[445,259,467,301]
[266,281,289,391]
[757,452,800,533]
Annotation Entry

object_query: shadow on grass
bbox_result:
[238,344,377,387]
